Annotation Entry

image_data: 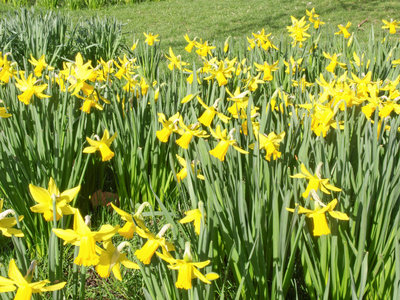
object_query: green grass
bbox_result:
[1,0,400,57]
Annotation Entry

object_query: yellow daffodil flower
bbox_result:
[290,163,342,198]
[254,61,279,81]
[197,97,231,127]
[143,32,159,46]
[176,120,209,149]
[95,241,139,281]
[0,199,24,238]
[284,57,303,75]
[382,19,400,34]
[286,196,349,236]
[323,52,347,73]
[223,36,231,52]
[249,130,285,161]
[292,76,313,93]
[226,88,250,118]
[134,224,175,265]
[361,84,382,119]
[29,178,80,222]
[287,16,311,48]
[156,112,184,143]
[83,129,117,161]
[156,242,219,290]
[306,8,318,23]
[310,103,343,137]
[28,54,54,77]
[76,92,110,114]
[335,22,352,39]
[175,154,205,182]
[96,58,115,82]
[204,60,235,86]
[53,210,119,266]
[0,53,17,83]
[306,8,325,29]
[195,40,216,57]
[114,54,136,79]
[166,47,189,71]
[181,92,200,104]
[0,107,11,118]
[209,126,248,161]
[178,202,204,235]
[60,53,96,96]
[110,202,137,239]
[244,72,264,92]
[379,98,400,118]
[0,259,66,299]
[183,34,197,53]
[15,73,50,105]
[251,29,278,51]
[131,39,139,51]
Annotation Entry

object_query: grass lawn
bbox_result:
[1,0,400,55]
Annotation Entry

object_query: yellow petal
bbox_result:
[29,184,51,205]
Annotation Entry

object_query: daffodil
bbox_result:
[251,29,278,51]
[60,53,96,96]
[379,98,400,118]
[0,199,24,238]
[175,155,205,182]
[244,72,265,92]
[0,259,66,299]
[96,241,139,281]
[166,47,189,70]
[114,54,136,79]
[176,120,209,149]
[292,76,313,93]
[323,52,347,73]
[178,202,204,235]
[306,8,325,29]
[382,19,400,34]
[183,34,197,52]
[83,129,117,161]
[110,203,138,239]
[29,178,80,222]
[135,224,175,265]
[96,58,115,82]
[0,53,17,83]
[156,242,219,290]
[284,57,303,75]
[290,163,342,198]
[335,22,352,39]
[226,88,250,118]
[76,91,110,114]
[15,73,50,105]
[249,130,285,161]
[310,103,343,137]
[204,60,235,86]
[28,54,54,77]
[131,39,139,51]
[209,126,248,161]
[197,97,230,127]
[254,61,279,81]
[286,195,349,236]
[287,16,311,48]
[0,107,11,118]
[195,40,216,57]
[143,32,159,46]
[156,112,183,143]
[223,36,231,52]
[53,210,119,266]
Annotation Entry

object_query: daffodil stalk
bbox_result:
[49,194,63,300]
